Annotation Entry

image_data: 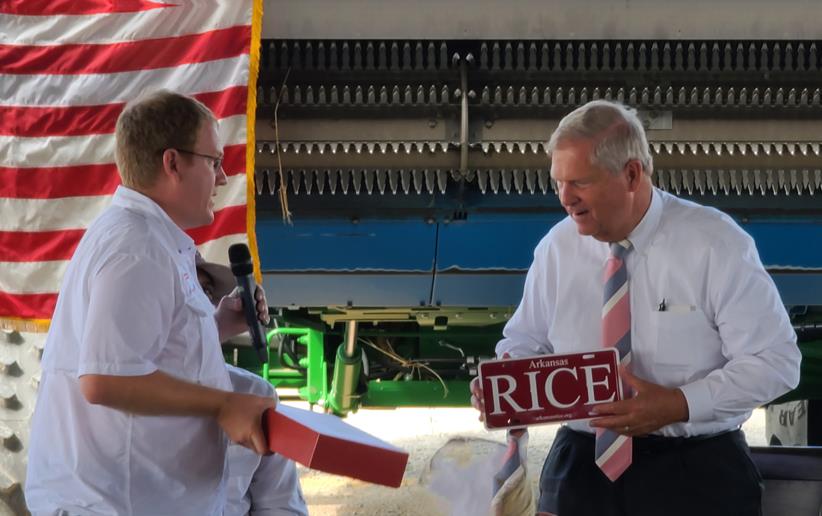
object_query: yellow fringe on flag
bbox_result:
[246,0,264,284]
[0,316,50,333]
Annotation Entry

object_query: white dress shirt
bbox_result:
[497,188,801,437]
[26,186,232,516]
[224,366,307,516]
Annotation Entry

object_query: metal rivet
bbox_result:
[0,358,22,377]
[2,330,22,345]
[0,387,21,410]
[0,424,21,452]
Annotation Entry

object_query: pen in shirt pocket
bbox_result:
[657,299,696,313]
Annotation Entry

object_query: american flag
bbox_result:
[0,1,263,331]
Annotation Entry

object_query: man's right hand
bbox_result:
[80,371,277,455]
[470,376,486,422]
[217,392,277,455]
[471,352,516,423]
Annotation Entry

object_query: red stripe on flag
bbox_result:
[0,230,85,262]
[0,164,120,199]
[186,205,246,245]
[222,144,246,177]
[0,145,242,200]
[194,87,248,122]
[0,103,122,138]
[0,292,58,320]
[1,86,248,137]
[0,26,251,75]
[0,0,173,15]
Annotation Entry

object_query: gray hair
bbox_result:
[547,100,653,176]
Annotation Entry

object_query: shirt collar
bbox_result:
[626,187,662,255]
[111,185,196,256]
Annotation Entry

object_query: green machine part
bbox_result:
[224,311,822,422]
[258,323,489,415]
[226,321,500,416]
[264,327,327,405]
[362,380,471,407]
[327,343,362,415]
[326,321,362,415]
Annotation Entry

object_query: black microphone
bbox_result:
[228,243,268,364]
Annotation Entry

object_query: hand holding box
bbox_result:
[264,404,409,487]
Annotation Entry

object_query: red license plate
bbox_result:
[479,349,623,430]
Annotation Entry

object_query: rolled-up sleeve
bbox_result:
[78,253,174,377]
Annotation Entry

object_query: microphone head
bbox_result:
[228,243,254,276]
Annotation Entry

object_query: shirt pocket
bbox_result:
[181,291,221,382]
[650,308,721,368]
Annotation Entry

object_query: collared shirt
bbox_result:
[224,366,307,516]
[497,188,801,437]
[26,186,232,516]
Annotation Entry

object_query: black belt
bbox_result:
[565,427,740,454]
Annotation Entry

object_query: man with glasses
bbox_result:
[471,100,801,516]
[176,148,224,174]
[26,91,274,515]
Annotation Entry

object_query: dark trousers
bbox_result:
[538,427,763,516]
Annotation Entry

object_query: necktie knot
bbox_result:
[610,240,632,260]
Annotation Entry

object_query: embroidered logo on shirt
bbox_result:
[182,271,197,297]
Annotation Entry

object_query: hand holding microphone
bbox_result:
[224,243,269,364]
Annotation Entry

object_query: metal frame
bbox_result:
[263,1,822,40]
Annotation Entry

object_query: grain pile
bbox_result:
[294,405,766,515]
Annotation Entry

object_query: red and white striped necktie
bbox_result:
[595,240,633,481]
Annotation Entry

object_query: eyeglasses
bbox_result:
[172,148,223,173]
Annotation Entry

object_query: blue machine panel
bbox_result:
[431,273,526,307]
[436,213,563,271]
[770,273,822,306]
[263,273,432,307]
[436,215,822,272]
[258,218,437,307]
[433,214,822,307]
[258,212,822,309]
[743,221,822,270]
[257,218,436,272]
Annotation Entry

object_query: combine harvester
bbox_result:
[3,1,821,514]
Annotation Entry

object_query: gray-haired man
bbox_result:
[471,100,800,516]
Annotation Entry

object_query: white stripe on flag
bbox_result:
[1,114,247,168]
[2,173,245,232]
[0,56,249,108]
[197,233,250,266]
[1,1,255,326]
[214,174,248,212]
[2,5,252,45]
[219,115,248,150]
[1,233,253,295]
[0,195,111,232]
[0,260,68,294]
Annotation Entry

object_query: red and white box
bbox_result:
[264,404,409,488]
[479,349,624,430]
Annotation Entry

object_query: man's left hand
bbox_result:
[589,367,689,436]
[215,285,270,342]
